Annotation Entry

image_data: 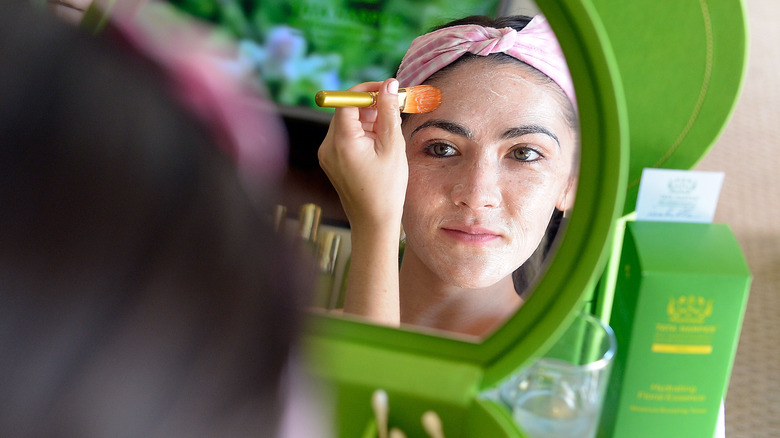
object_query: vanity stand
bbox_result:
[301,0,749,437]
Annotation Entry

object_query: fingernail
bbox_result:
[387,79,399,94]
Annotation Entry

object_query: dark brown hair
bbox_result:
[0,3,308,435]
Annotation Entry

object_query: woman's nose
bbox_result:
[450,161,501,209]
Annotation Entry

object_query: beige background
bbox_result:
[693,0,780,436]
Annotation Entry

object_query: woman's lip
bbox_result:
[441,226,502,243]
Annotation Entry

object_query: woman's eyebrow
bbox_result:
[410,119,471,138]
[502,125,560,148]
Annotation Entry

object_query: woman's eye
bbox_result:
[425,143,458,157]
[511,146,542,162]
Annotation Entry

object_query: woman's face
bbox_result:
[401,59,577,289]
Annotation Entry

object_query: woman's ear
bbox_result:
[556,177,577,212]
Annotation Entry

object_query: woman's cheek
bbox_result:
[407,161,450,201]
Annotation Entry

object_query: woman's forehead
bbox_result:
[406,63,568,135]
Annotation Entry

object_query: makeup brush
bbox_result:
[371,389,389,438]
[315,85,442,113]
[421,410,445,438]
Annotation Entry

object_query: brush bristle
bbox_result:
[401,85,442,114]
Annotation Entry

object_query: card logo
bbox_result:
[667,295,713,324]
[667,177,697,194]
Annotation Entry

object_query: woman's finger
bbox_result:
[346,81,383,92]
[374,79,402,154]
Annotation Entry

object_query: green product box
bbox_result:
[599,222,751,438]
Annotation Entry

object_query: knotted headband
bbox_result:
[396,15,575,105]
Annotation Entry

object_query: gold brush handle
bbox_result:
[315,90,410,108]
[315,90,377,108]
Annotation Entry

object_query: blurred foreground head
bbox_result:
[0,2,307,436]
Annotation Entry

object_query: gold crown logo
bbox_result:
[667,295,713,324]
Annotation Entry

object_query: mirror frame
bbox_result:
[304,0,628,389]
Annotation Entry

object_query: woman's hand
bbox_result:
[318,78,408,229]
[318,78,407,325]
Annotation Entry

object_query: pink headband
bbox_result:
[396,15,575,105]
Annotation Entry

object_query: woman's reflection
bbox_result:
[318,15,578,337]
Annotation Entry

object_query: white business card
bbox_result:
[635,168,725,223]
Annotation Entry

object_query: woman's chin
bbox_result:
[440,269,511,290]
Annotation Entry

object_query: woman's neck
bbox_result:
[398,248,522,338]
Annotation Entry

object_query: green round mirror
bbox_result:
[302,0,627,435]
